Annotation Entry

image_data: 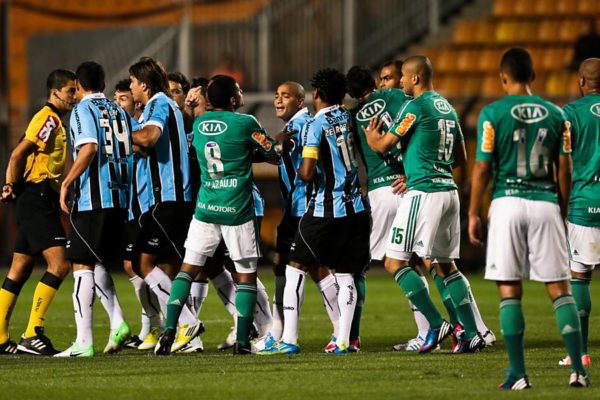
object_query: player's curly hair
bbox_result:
[311,68,347,105]
[346,65,376,99]
[129,57,171,97]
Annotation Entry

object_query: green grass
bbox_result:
[0,268,598,399]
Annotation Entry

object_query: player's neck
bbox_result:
[412,84,433,98]
[505,83,532,96]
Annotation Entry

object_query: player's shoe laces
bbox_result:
[559,354,592,367]
[0,339,18,355]
[233,342,252,355]
[103,321,131,354]
[138,326,161,351]
[483,330,496,347]
[393,336,425,352]
[256,340,300,355]
[17,327,59,356]
[499,373,531,390]
[569,371,591,388]
[349,338,361,353]
[171,321,204,353]
[454,332,486,354]
[124,335,143,349]
[217,325,236,351]
[154,328,175,356]
[419,320,452,353]
[251,333,276,353]
[178,336,204,353]
[450,323,464,352]
[54,342,94,358]
[323,336,336,353]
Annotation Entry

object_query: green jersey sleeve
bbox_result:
[389,100,419,141]
[246,116,276,158]
[476,106,495,162]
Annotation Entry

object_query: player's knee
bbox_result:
[45,261,70,279]
[234,258,257,274]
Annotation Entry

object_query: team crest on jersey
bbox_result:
[434,99,452,114]
[251,131,272,151]
[37,115,58,143]
[510,103,548,123]
[590,103,600,117]
[198,120,227,135]
[481,121,495,153]
[356,99,386,122]
[394,113,416,136]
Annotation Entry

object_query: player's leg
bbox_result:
[271,252,287,340]
[308,264,339,352]
[0,252,34,353]
[459,271,496,346]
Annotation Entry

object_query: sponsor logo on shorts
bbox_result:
[198,120,227,135]
[283,306,295,311]
[149,238,159,246]
[510,103,548,123]
[415,240,424,248]
[54,236,66,241]
[434,99,452,115]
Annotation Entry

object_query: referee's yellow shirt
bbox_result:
[22,104,67,192]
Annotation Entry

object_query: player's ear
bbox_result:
[499,72,507,85]
[579,76,585,88]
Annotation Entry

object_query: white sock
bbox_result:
[144,267,197,325]
[189,281,209,317]
[94,263,125,330]
[271,275,285,340]
[317,273,340,338]
[334,273,356,348]
[410,275,430,339]
[460,272,487,333]
[211,269,238,317]
[254,277,273,336]
[282,266,306,345]
[130,275,162,332]
[73,270,95,347]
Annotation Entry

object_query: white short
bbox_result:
[385,190,460,262]
[568,222,600,272]
[484,197,570,282]
[183,217,261,268]
[368,186,402,261]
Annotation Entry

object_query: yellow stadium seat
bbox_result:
[545,71,572,96]
[436,49,458,73]
[496,21,518,43]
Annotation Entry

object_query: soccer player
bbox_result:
[375,62,496,351]
[558,58,600,368]
[365,55,484,354]
[129,57,202,353]
[55,61,132,357]
[154,75,278,355]
[468,47,589,388]
[168,71,193,132]
[260,68,370,355]
[0,69,75,355]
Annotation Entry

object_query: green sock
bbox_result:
[394,267,443,329]
[431,269,459,325]
[350,274,366,341]
[444,271,478,338]
[499,298,526,379]
[571,279,591,355]
[236,282,257,348]
[553,295,585,373]
[166,272,192,331]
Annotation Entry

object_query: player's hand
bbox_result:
[362,116,384,138]
[275,129,297,153]
[391,175,407,195]
[0,183,16,203]
[468,215,484,248]
[59,184,70,214]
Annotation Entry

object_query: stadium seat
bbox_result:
[435,49,458,73]
[560,19,590,42]
[453,21,478,44]
[493,0,514,17]
[456,49,479,72]
[540,47,570,71]
[481,73,503,97]
[578,0,599,14]
[495,21,518,43]
[537,20,561,42]
[556,0,578,15]
[478,49,502,72]
[545,71,572,96]
[535,0,558,15]
[474,21,496,44]
[513,1,536,17]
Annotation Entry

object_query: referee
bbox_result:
[0,69,76,355]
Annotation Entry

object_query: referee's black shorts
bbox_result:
[14,181,66,255]
[137,201,194,260]
[67,208,128,266]
[289,211,371,273]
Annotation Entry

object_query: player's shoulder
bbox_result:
[564,94,600,114]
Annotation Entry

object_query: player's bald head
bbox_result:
[279,81,305,100]
[579,58,600,92]
[403,55,433,85]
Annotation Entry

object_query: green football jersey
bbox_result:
[192,111,276,225]
[389,91,463,192]
[563,94,600,226]
[352,88,411,191]
[476,95,571,203]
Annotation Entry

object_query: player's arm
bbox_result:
[556,118,573,219]
[60,143,97,213]
[298,147,318,182]
[132,124,161,150]
[363,116,400,154]
[248,117,279,165]
[453,123,467,169]
[133,98,165,150]
[1,139,38,202]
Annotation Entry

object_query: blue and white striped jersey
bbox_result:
[278,107,312,217]
[69,93,133,212]
[252,181,264,217]
[141,92,192,206]
[128,154,151,221]
[303,105,366,218]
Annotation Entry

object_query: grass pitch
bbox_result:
[0,268,598,399]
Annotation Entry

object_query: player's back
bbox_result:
[563,94,600,225]
[478,95,569,203]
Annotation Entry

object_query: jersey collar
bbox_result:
[148,92,167,104]
[45,102,62,116]
[314,104,338,119]
[81,92,105,102]
[287,107,309,125]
